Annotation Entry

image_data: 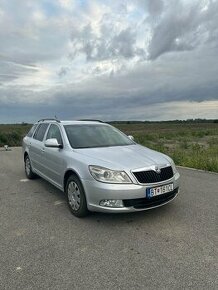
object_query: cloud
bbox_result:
[148,0,164,16]
[148,0,218,59]
[0,0,217,123]
[69,10,144,63]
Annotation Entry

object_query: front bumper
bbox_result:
[82,172,180,213]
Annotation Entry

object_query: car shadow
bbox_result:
[89,202,176,223]
[33,176,178,225]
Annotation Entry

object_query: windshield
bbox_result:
[64,124,135,149]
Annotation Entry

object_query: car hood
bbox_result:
[75,144,171,170]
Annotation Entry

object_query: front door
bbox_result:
[42,124,65,187]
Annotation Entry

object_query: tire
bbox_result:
[24,155,36,179]
[66,175,89,218]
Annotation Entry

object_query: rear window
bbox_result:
[33,123,49,141]
[27,124,37,137]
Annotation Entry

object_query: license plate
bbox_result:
[146,183,174,198]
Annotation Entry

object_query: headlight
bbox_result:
[89,165,132,184]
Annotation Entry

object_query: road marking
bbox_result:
[20,179,29,182]
[54,200,65,206]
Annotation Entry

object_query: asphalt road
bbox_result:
[0,147,217,290]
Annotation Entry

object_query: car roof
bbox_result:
[60,121,107,126]
[36,120,108,126]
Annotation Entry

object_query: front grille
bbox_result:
[123,188,178,209]
[133,166,173,184]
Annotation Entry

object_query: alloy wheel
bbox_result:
[68,181,81,211]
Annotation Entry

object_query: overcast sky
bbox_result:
[0,0,218,123]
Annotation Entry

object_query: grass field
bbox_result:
[114,122,218,173]
[0,122,218,172]
[0,124,32,147]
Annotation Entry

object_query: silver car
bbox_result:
[23,119,180,217]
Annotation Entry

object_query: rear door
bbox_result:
[29,123,49,174]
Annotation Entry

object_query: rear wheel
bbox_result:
[24,155,36,179]
[66,175,89,217]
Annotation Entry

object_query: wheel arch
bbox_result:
[64,169,82,191]
[24,151,28,161]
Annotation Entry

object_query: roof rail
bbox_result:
[37,118,60,123]
[78,119,104,123]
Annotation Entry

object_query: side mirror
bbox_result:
[128,135,134,141]
[45,138,63,149]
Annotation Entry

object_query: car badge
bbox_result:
[155,166,161,174]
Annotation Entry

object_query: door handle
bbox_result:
[41,148,45,153]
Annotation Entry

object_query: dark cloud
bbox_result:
[136,0,164,16]
[148,0,164,16]
[68,0,218,64]
[57,67,69,77]
[109,28,136,58]
[148,0,218,59]
[70,24,143,61]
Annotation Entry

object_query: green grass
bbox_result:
[0,124,31,147]
[114,123,218,173]
[0,122,217,172]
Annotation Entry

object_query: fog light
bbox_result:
[99,199,124,208]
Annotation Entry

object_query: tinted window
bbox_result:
[27,124,37,137]
[64,124,134,149]
[33,123,49,141]
[46,124,63,144]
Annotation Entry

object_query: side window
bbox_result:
[33,123,49,141]
[27,124,37,137]
[46,124,63,144]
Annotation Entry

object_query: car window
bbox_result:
[33,123,49,141]
[64,124,134,148]
[27,124,37,137]
[46,124,63,144]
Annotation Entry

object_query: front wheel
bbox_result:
[24,155,36,179]
[66,175,89,218]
